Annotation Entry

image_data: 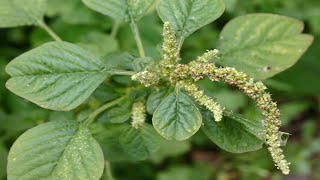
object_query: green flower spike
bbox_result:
[131,22,290,174]
[131,102,147,129]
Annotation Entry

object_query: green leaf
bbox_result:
[0,0,46,27]
[153,90,202,141]
[266,35,320,95]
[94,124,162,162]
[119,124,162,160]
[217,13,314,80]
[132,57,155,72]
[150,140,191,164]
[7,120,104,180]
[102,52,135,70]
[77,31,119,57]
[92,84,120,104]
[157,0,225,45]
[146,88,172,114]
[97,106,131,124]
[201,111,265,153]
[5,41,108,111]
[82,0,157,22]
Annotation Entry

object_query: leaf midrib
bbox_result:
[9,69,109,78]
[51,125,85,178]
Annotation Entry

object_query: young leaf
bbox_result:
[153,90,202,141]
[157,0,225,46]
[77,31,119,57]
[0,0,46,27]
[119,124,162,160]
[94,124,162,162]
[146,88,172,114]
[5,41,108,111]
[150,140,191,164]
[97,106,131,124]
[82,0,157,22]
[132,57,155,72]
[201,111,265,153]
[7,120,104,180]
[217,13,314,80]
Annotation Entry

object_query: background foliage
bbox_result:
[0,0,319,179]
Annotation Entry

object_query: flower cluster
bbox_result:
[160,22,180,78]
[179,80,223,122]
[131,71,160,87]
[131,21,290,174]
[209,67,290,174]
[131,102,146,129]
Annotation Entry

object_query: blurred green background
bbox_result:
[0,0,319,179]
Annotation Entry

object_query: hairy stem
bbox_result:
[38,21,62,42]
[110,21,120,38]
[104,161,115,180]
[130,21,145,57]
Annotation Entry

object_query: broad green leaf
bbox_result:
[201,111,265,153]
[153,90,202,141]
[5,41,108,111]
[217,13,314,80]
[7,120,104,180]
[46,0,77,17]
[0,0,46,27]
[157,0,225,45]
[94,124,162,162]
[266,35,320,95]
[82,0,157,22]
[146,88,172,114]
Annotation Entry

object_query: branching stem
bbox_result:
[38,21,62,42]
[130,21,145,57]
[83,96,127,126]
[111,21,120,38]
[105,161,115,180]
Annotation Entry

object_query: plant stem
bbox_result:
[111,21,120,38]
[82,96,127,126]
[38,21,62,42]
[130,21,145,57]
[105,161,115,180]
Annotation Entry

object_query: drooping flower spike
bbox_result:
[131,22,290,174]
